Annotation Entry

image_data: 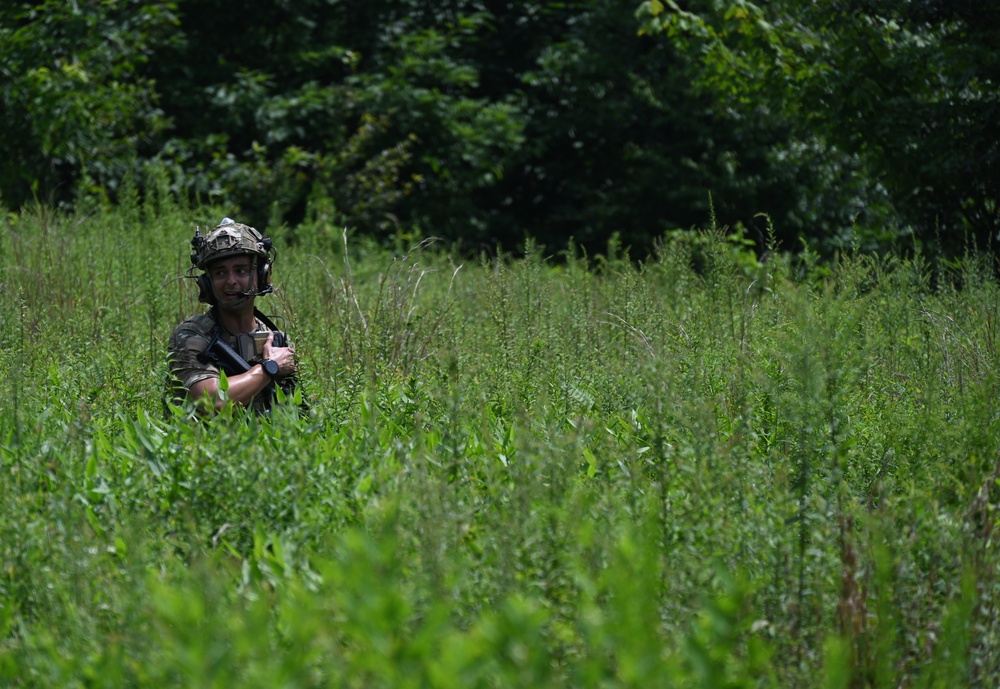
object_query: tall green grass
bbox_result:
[1,194,998,687]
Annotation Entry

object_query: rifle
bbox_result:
[197,330,290,409]
[198,332,252,375]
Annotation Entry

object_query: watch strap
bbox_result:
[261,358,279,378]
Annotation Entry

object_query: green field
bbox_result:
[2,194,999,687]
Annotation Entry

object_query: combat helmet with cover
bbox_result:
[190,217,274,303]
[192,217,270,270]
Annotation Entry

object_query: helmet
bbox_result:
[192,217,270,270]
[189,218,275,304]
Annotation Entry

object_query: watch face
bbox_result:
[263,359,279,377]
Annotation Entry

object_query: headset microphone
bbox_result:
[239,284,274,298]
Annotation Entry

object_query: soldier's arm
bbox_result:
[188,332,296,412]
[189,365,275,412]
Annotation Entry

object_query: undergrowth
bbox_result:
[1,197,998,687]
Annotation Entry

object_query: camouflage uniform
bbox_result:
[167,308,290,414]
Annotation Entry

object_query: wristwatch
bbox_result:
[261,358,280,379]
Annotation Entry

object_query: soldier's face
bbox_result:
[209,256,255,307]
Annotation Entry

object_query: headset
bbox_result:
[189,223,276,305]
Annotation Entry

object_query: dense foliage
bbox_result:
[2,0,996,257]
[2,197,1000,686]
[637,0,1000,256]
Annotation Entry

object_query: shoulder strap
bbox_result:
[207,305,222,335]
[254,308,289,347]
[254,308,283,333]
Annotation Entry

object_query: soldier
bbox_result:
[168,218,298,414]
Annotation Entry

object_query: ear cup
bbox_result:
[258,260,272,292]
[197,274,215,304]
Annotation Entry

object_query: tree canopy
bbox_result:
[637,0,1000,256]
[1,0,996,258]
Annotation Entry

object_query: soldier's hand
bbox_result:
[263,331,296,376]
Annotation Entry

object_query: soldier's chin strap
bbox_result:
[237,256,274,298]
[220,294,250,309]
